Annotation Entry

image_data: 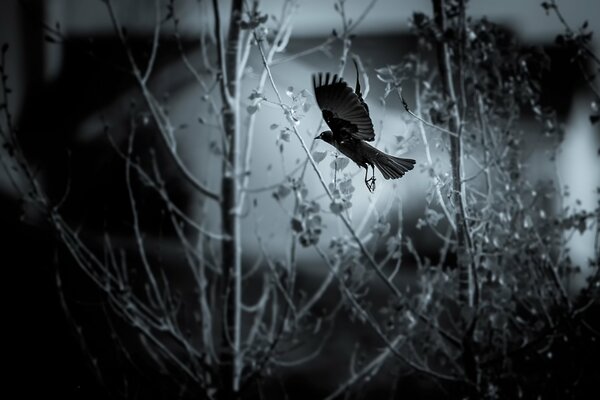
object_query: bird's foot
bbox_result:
[365,176,376,192]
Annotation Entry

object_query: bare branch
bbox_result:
[103,0,220,202]
[315,246,458,382]
[141,0,161,84]
[324,335,403,400]
[398,87,459,138]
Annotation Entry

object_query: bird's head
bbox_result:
[315,130,334,144]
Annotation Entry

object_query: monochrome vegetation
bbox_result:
[1,0,598,398]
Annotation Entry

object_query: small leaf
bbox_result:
[386,236,402,259]
[373,221,390,236]
[307,215,322,229]
[331,157,349,171]
[280,130,290,142]
[330,201,344,214]
[312,151,327,163]
[291,217,303,233]
[339,179,355,194]
[425,208,443,226]
[247,104,259,114]
[375,66,398,84]
[310,204,321,216]
[209,141,222,155]
[273,185,291,201]
[577,218,586,234]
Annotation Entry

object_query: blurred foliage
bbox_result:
[359,0,600,397]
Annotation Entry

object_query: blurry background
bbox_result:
[1,0,598,398]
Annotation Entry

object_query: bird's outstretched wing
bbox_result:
[313,73,375,142]
[353,59,369,115]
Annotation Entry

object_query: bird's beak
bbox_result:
[314,134,321,141]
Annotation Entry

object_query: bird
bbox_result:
[313,61,416,192]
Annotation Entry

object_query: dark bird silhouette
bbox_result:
[313,61,415,192]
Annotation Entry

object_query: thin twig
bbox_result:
[315,246,458,382]
[141,0,161,84]
[398,88,458,138]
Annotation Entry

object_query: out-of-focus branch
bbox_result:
[547,0,600,65]
[124,119,165,312]
[412,61,456,231]
[398,89,459,138]
[103,0,221,202]
[141,0,160,84]
[432,0,474,307]
[0,46,47,207]
[212,0,232,105]
[315,246,459,382]
[239,0,297,213]
[55,265,107,390]
[272,37,335,65]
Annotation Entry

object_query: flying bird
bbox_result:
[313,61,415,192]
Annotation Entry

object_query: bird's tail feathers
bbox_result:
[373,154,416,180]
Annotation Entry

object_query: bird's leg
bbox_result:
[370,165,376,192]
[364,166,375,192]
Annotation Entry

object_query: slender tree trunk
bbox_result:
[432,0,473,306]
[215,0,243,397]
[433,1,480,394]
